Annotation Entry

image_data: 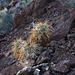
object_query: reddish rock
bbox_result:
[22,1,34,19]
[0,4,4,10]
[22,0,50,18]
[11,13,25,31]
[13,0,50,30]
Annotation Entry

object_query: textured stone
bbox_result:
[13,0,50,30]
[36,50,51,64]
[11,13,25,31]
[51,60,70,73]
[0,55,16,71]
[0,53,5,60]
[67,71,75,75]
[1,62,23,75]
[42,71,50,75]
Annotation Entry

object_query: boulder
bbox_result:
[13,0,75,40]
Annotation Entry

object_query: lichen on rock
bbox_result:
[0,7,13,32]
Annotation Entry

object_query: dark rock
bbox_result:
[9,7,18,13]
[57,0,75,7]
[67,33,75,39]
[42,71,50,75]
[11,13,25,31]
[0,4,4,10]
[49,41,55,47]
[69,60,75,67]
[67,71,75,75]
[41,66,49,72]
[1,62,23,75]
[0,31,6,39]
[73,44,75,48]
[0,55,16,71]
[71,28,75,33]
[51,60,70,73]
[51,9,75,40]
[67,41,71,48]
[13,0,50,30]
[14,0,75,40]
[36,50,51,64]
[22,0,50,18]
[59,45,66,49]
[0,38,7,42]
[5,50,13,57]
[0,53,5,60]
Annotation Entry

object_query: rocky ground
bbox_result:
[0,0,75,75]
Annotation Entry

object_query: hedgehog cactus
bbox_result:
[12,38,42,60]
[12,21,52,60]
[29,21,51,45]
[12,38,27,60]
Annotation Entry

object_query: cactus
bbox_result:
[12,38,42,60]
[12,21,52,60]
[29,21,51,45]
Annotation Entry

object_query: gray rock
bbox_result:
[0,55,16,71]
[36,50,52,64]
[57,0,75,7]
[49,41,56,47]
[42,71,50,75]
[67,71,75,75]
[0,53,5,60]
[51,60,70,73]
[1,62,23,75]
[0,8,13,33]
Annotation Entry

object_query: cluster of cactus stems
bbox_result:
[12,21,51,60]
[29,21,51,45]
